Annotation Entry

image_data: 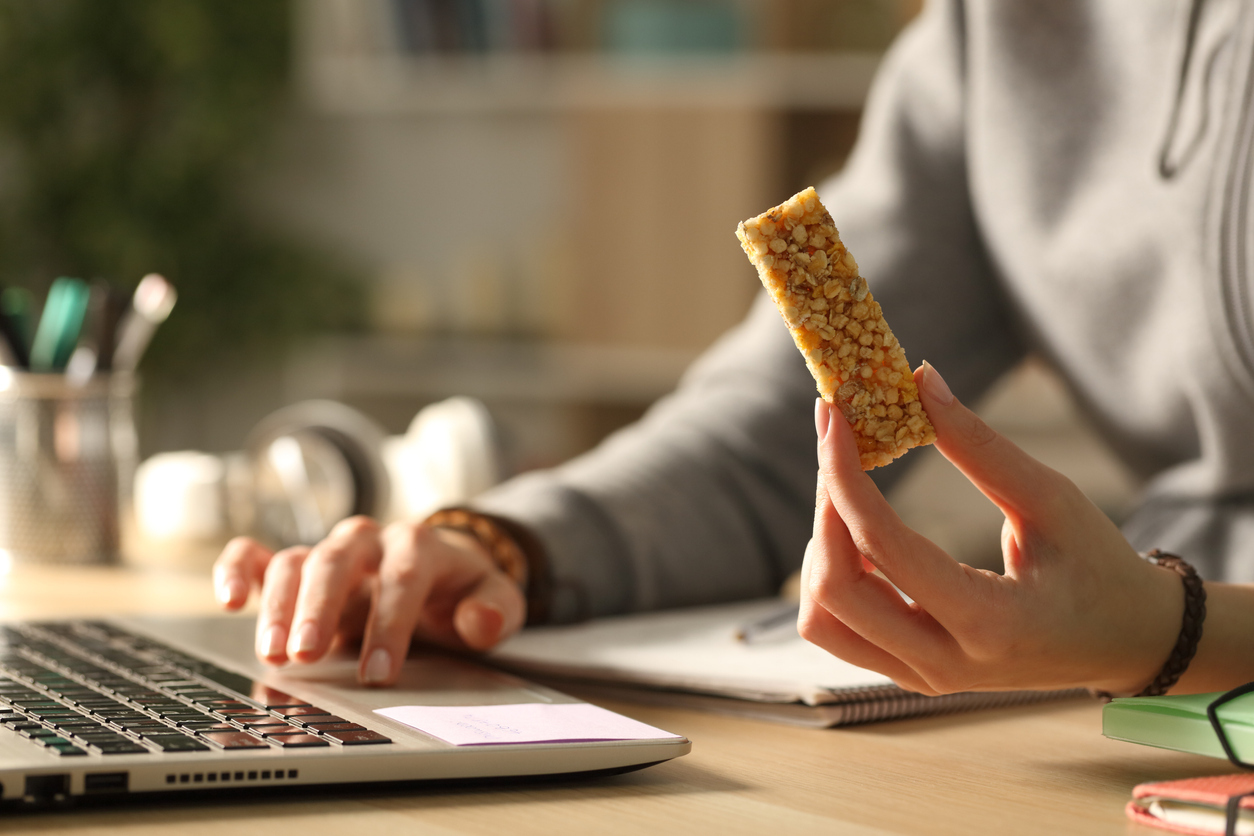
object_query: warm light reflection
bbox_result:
[0,549,12,577]
[0,366,13,393]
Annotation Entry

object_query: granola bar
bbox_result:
[736,187,935,470]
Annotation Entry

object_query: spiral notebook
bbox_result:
[489,599,1083,728]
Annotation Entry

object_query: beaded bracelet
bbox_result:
[1093,549,1207,701]
[421,507,552,625]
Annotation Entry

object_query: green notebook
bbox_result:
[1103,691,1254,761]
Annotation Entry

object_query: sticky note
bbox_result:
[375,703,683,746]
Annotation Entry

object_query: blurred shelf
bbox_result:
[284,336,698,407]
[298,51,882,114]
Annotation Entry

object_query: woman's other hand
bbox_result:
[212,517,526,687]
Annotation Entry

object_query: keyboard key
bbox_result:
[257,724,305,737]
[95,742,151,754]
[289,715,346,728]
[199,699,252,709]
[251,685,310,708]
[307,723,365,733]
[161,713,212,724]
[146,734,210,752]
[214,707,266,717]
[51,720,104,731]
[277,706,332,717]
[325,730,392,745]
[201,732,270,750]
[268,733,329,748]
[77,732,130,743]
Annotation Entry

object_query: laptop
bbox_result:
[0,614,690,806]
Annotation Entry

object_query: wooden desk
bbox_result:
[0,563,1228,835]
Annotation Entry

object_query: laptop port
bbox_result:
[24,774,69,803]
[84,772,129,794]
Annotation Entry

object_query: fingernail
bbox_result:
[293,622,319,656]
[814,397,831,441]
[363,648,391,685]
[216,577,246,607]
[921,361,954,406]
[259,625,286,661]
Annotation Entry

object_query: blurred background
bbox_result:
[0,0,1139,569]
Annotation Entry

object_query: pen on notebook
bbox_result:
[111,273,176,373]
[735,602,801,644]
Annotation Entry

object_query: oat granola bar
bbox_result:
[736,187,935,470]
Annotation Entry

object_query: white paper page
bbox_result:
[491,599,894,706]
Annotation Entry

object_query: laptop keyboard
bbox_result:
[0,621,390,757]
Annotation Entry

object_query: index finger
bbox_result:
[213,537,275,610]
[916,362,1065,521]
[288,516,384,663]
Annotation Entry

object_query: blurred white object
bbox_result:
[246,400,389,547]
[132,396,502,557]
[384,396,501,521]
[134,451,227,541]
[266,435,332,546]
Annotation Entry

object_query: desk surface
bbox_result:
[0,563,1226,835]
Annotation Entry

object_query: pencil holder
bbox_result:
[0,371,137,564]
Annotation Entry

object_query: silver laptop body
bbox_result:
[0,614,689,805]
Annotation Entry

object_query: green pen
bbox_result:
[1,287,35,363]
[30,277,90,372]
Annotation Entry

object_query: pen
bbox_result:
[112,273,177,373]
[29,277,90,372]
[735,602,800,644]
[65,280,123,386]
[0,286,30,368]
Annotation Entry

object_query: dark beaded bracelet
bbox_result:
[1093,549,1207,701]
[422,507,553,626]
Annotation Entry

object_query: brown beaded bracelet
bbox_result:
[1093,549,1207,701]
[421,507,552,625]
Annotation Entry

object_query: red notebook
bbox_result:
[1129,774,1254,835]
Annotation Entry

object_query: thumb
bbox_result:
[453,569,527,651]
[915,362,1064,520]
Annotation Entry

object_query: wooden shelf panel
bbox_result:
[299,51,881,114]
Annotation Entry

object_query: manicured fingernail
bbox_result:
[363,648,391,685]
[921,361,954,406]
[216,577,246,607]
[293,622,319,656]
[814,397,831,441]
[477,602,504,642]
[259,625,286,661]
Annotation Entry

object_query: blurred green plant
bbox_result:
[0,0,366,381]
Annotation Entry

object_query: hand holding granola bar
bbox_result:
[737,187,935,469]
[799,362,1193,696]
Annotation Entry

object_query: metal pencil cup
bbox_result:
[0,371,137,564]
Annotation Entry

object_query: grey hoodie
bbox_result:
[478,0,1254,622]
